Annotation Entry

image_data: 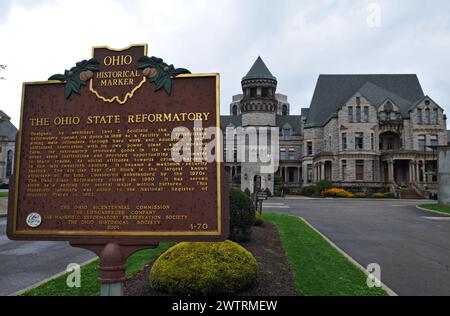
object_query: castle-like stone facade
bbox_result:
[0,111,17,186]
[222,57,450,197]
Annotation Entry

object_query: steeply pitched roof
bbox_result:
[220,115,242,129]
[242,56,277,81]
[306,74,425,127]
[0,111,18,141]
[276,115,302,135]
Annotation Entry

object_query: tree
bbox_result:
[0,65,6,80]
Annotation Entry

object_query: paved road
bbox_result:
[263,198,450,296]
[0,217,96,296]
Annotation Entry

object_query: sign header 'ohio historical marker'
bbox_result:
[7,44,228,244]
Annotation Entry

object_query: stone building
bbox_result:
[0,110,17,186]
[222,58,449,197]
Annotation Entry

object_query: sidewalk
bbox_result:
[0,197,7,217]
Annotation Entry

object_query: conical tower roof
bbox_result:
[242,56,277,81]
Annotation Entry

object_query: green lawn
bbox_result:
[419,204,450,215]
[263,213,388,296]
[0,192,8,197]
[22,243,174,296]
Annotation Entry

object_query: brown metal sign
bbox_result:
[7,44,229,243]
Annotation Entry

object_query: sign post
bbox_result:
[7,44,229,296]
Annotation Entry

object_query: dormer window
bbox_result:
[356,106,361,123]
[232,105,238,116]
[282,105,288,116]
[425,108,431,125]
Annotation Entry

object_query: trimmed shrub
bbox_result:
[323,188,354,198]
[230,188,255,242]
[384,192,396,199]
[301,186,317,197]
[372,192,385,198]
[354,192,367,198]
[254,212,264,226]
[243,188,251,197]
[149,241,258,295]
[317,180,333,192]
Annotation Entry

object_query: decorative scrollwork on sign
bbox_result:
[138,56,190,96]
[49,59,100,99]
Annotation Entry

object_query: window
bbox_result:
[430,135,438,148]
[288,149,295,160]
[372,161,376,181]
[282,105,288,116]
[418,135,426,151]
[232,105,238,116]
[417,108,423,124]
[283,128,292,140]
[364,106,369,122]
[342,160,347,181]
[262,88,268,97]
[342,133,347,150]
[250,88,257,98]
[433,108,439,125]
[356,160,365,181]
[307,142,313,156]
[356,106,361,123]
[380,112,386,121]
[355,132,364,150]
[425,108,431,125]
[280,148,286,160]
[307,165,313,183]
[371,133,374,150]
[348,107,354,123]
[6,150,13,178]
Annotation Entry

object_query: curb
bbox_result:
[415,205,450,217]
[298,216,399,297]
[9,257,98,296]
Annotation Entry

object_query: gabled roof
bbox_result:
[306,74,425,127]
[242,56,277,81]
[276,115,302,135]
[408,95,444,112]
[0,110,18,142]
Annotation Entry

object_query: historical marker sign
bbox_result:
[7,44,228,243]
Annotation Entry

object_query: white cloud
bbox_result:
[0,0,449,129]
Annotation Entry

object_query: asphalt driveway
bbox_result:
[263,198,450,296]
[0,217,96,296]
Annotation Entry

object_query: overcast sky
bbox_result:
[1,0,449,128]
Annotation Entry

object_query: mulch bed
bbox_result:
[124,222,298,296]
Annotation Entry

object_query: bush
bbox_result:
[354,192,367,198]
[264,188,272,197]
[149,241,258,295]
[384,192,396,199]
[254,212,264,226]
[232,174,241,185]
[230,188,255,242]
[372,193,385,198]
[301,186,318,197]
[322,188,354,198]
[317,180,333,192]
[243,188,251,197]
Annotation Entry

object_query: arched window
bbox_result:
[232,105,238,116]
[6,150,13,177]
[425,108,431,125]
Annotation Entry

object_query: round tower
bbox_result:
[240,56,278,127]
[240,57,277,194]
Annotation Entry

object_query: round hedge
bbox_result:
[149,241,258,295]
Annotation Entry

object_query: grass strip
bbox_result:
[419,204,450,215]
[263,213,387,296]
[22,243,174,296]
